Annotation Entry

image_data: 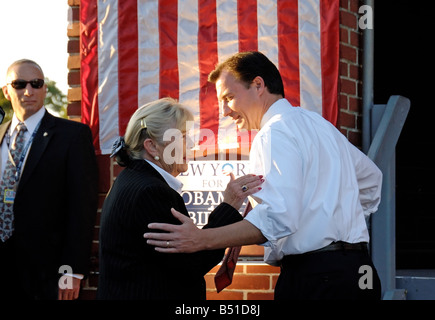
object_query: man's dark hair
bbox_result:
[208,51,285,97]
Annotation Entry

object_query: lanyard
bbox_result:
[6,121,41,183]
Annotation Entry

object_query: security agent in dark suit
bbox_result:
[0,59,98,300]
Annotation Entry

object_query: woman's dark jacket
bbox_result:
[97,160,243,300]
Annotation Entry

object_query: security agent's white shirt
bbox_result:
[245,99,382,266]
[0,107,46,180]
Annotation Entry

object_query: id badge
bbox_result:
[4,189,16,204]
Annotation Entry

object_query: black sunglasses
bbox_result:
[8,79,45,90]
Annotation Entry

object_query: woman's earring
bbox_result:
[154,155,160,161]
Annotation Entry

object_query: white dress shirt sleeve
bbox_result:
[348,142,383,217]
[245,125,303,246]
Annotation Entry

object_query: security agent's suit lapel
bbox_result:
[15,110,54,192]
[0,120,11,174]
[0,120,10,145]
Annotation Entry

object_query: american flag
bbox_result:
[80,0,339,155]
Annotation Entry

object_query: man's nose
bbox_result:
[221,101,231,117]
[23,83,33,95]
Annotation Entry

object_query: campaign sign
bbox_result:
[178,161,250,227]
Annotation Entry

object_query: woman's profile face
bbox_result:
[158,128,193,177]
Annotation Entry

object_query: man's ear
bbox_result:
[252,76,265,95]
[2,85,11,101]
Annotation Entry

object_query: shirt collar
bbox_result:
[260,98,293,129]
[10,107,46,135]
[145,160,184,194]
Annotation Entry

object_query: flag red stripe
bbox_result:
[320,0,339,125]
[80,0,340,154]
[198,0,219,147]
[159,0,179,100]
[80,0,101,153]
[277,0,300,106]
[118,0,139,135]
[238,0,258,52]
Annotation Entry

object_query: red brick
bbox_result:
[67,101,81,117]
[339,61,349,77]
[207,290,244,300]
[228,275,270,290]
[339,93,348,110]
[208,265,220,274]
[349,64,360,80]
[204,274,216,288]
[340,44,357,63]
[349,0,360,13]
[67,39,80,53]
[232,264,246,274]
[68,70,80,85]
[272,274,279,288]
[206,264,244,277]
[339,111,357,129]
[340,10,357,29]
[340,27,349,43]
[247,292,274,300]
[348,96,361,112]
[245,264,280,274]
[340,0,349,11]
[340,78,357,95]
[68,0,80,6]
[70,6,80,21]
[350,30,361,47]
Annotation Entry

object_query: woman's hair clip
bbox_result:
[110,136,125,158]
[140,118,147,129]
[110,136,130,167]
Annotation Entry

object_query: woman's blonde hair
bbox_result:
[124,97,194,160]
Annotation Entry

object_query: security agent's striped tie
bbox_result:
[0,122,27,242]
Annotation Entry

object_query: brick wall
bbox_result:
[338,0,364,148]
[67,0,365,300]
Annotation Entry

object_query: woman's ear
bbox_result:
[143,138,158,157]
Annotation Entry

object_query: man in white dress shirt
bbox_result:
[144,51,382,299]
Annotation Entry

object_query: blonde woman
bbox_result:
[97,98,263,300]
